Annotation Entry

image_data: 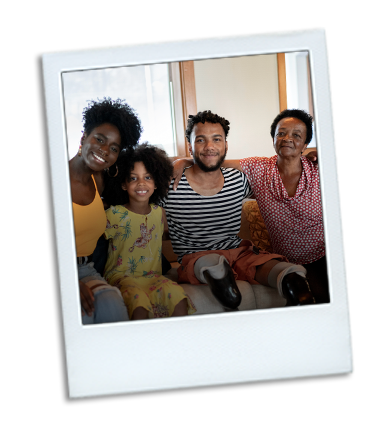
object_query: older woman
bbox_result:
[173,109,328,304]
[229,109,328,303]
[69,98,142,324]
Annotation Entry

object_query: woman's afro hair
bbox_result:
[103,142,174,207]
[185,110,230,142]
[82,97,142,149]
[270,109,314,145]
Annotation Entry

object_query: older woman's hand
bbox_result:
[172,158,193,190]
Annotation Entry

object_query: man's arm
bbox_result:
[304,150,317,163]
[172,158,243,191]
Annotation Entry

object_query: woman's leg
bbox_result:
[171,298,188,316]
[93,289,129,324]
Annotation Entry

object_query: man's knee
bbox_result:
[194,254,228,284]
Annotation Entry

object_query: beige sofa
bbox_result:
[163,200,287,315]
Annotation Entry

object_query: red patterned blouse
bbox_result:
[240,156,325,265]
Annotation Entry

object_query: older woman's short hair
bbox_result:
[185,110,230,142]
[270,109,313,145]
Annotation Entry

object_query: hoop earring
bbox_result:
[106,165,119,178]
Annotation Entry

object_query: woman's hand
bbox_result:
[79,280,95,316]
[172,158,193,191]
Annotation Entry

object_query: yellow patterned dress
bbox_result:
[104,204,196,318]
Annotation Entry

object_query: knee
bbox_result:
[194,254,227,284]
[94,289,129,323]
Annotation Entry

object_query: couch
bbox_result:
[162,200,287,315]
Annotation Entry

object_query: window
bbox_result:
[62,63,177,159]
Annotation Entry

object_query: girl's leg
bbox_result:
[171,298,188,317]
[94,289,129,324]
[132,307,149,320]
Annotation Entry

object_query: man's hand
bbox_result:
[79,280,95,316]
[305,150,318,163]
[172,158,193,191]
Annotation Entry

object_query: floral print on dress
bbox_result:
[120,221,132,241]
[129,223,155,252]
[104,204,196,318]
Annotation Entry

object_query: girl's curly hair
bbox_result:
[103,143,173,207]
[82,97,142,149]
[185,110,230,142]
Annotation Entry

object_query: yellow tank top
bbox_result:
[72,176,107,257]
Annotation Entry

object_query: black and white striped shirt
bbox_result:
[161,168,251,262]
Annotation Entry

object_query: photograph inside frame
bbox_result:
[63,50,329,326]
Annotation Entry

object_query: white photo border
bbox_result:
[42,29,352,398]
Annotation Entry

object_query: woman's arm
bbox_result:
[172,158,193,190]
[222,159,243,171]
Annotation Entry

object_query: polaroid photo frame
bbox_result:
[42,29,352,398]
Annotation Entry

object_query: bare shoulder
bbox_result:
[93,171,105,195]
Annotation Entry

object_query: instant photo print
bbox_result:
[43,29,352,398]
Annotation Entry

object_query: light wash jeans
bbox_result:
[78,262,129,325]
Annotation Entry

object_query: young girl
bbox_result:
[103,143,196,320]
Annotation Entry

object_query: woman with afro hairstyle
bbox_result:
[103,143,196,320]
[69,97,142,325]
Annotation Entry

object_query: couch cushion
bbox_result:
[164,267,286,314]
[251,284,287,309]
[242,200,273,252]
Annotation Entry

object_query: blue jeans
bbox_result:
[78,262,129,325]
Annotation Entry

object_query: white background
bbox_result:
[50,25,352,400]
[0,8,360,425]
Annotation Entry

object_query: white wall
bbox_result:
[194,54,279,159]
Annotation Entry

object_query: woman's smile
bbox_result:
[92,151,107,164]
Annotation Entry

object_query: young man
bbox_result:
[161,110,315,309]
